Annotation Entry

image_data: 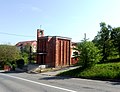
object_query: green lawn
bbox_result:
[57,62,120,80]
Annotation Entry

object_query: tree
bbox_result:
[20,43,31,64]
[93,22,113,62]
[20,43,31,54]
[111,27,120,58]
[74,40,101,69]
[0,45,21,67]
[20,43,35,64]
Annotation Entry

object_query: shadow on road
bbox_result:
[39,76,71,80]
[108,80,120,85]
[1,70,25,74]
[40,75,120,85]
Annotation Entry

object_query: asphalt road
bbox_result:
[0,72,120,92]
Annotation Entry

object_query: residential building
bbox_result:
[16,40,37,53]
[71,42,79,64]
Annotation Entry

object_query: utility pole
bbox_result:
[29,46,32,64]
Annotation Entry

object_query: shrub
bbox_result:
[75,41,101,69]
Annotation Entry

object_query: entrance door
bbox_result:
[41,55,46,64]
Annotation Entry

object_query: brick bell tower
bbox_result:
[37,29,44,38]
[37,29,47,65]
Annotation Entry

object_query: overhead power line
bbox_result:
[0,32,35,38]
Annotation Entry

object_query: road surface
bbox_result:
[0,72,120,92]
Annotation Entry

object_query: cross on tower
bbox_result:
[40,25,42,30]
[84,33,89,41]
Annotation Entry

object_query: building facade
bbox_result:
[37,29,71,67]
[16,40,37,53]
[71,42,79,64]
[15,40,37,53]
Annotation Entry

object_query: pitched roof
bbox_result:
[15,40,37,47]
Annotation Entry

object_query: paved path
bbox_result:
[40,66,79,76]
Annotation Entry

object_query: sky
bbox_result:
[0,0,120,45]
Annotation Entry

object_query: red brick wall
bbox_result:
[46,37,56,67]
[55,38,71,67]
[37,29,71,67]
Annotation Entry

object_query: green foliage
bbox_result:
[75,41,101,69]
[92,22,120,63]
[93,22,113,62]
[0,45,21,67]
[58,62,120,79]
[111,27,120,57]
[20,43,36,64]
[20,43,31,64]
[58,22,120,79]
[21,43,31,54]
[21,52,29,64]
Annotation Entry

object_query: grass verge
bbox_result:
[57,62,120,80]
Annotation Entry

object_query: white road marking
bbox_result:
[0,73,77,92]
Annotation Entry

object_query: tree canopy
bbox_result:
[93,22,120,63]
[0,45,21,67]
